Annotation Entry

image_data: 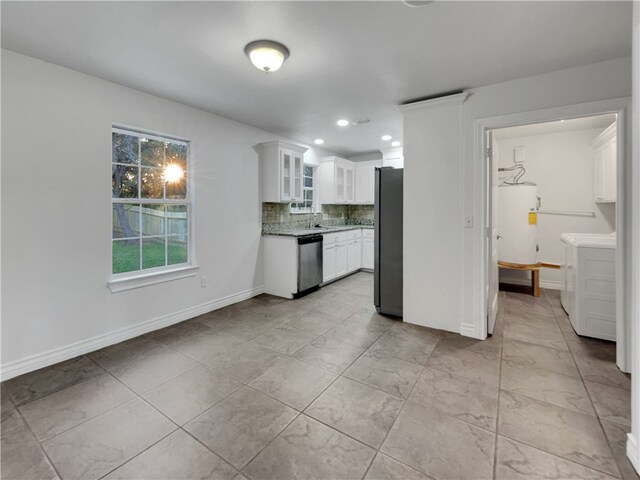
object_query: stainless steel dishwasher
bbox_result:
[296,235,323,297]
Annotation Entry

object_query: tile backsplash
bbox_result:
[262,203,374,233]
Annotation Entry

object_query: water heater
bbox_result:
[498,183,538,265]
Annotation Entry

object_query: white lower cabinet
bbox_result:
[322,229,373,283]
[348,239,362,272]
[263,236,299,299]
[323,243,336,283]
[265,229,375,296]
[335,242,348,277]
[362,238,374,269]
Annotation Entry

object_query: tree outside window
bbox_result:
[112,128,190,275]
[291,165,315,212]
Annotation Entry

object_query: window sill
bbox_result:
[108,265,199,293]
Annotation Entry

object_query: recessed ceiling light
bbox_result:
[391,141,401,147]
[337,119,350,127]
[314,139,324,145]
[381,135,392,141]
[244,40,290,73]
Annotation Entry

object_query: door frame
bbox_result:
[474,97,631,372]
[485,130,499,334]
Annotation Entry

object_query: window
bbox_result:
[291,165,315,212]
[111,128,190,277]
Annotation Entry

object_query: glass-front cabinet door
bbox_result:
[346,167,354,203]
[281,151,292,200]
[336,164,345,203]
[293,154,303,201]
[257,141,308,203]
[280,149,304,202]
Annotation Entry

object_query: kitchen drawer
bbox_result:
[348,229,362,240]
[323,232,348,245]
[362,229,374,239]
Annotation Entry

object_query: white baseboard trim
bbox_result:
[460,322,480,339]
[500,278,563,290]
[540,280,563,290]
[627,433,640,474]
[0,285,265,382]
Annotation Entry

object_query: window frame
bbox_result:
[290,164,318,213]
[109,126,197,291]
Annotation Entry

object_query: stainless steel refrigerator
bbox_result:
[374,167,403,317]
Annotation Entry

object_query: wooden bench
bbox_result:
[498,261,560,297]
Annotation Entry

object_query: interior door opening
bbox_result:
[485,113,625,371]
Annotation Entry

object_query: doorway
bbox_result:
[479,101,629,373]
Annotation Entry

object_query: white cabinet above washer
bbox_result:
[592,123,617,204]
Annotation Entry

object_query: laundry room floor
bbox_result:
[1,273,635,479]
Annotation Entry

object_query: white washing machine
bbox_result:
[560,233,616,341]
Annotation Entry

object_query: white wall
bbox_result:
[0,50,337,378]
[347,152,383,163]
[495,128,616,288]
[402,97,465,332]
[627,0,640,474]
[401,56,631,335]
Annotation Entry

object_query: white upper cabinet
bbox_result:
[321,157,382,205]
[346,167,354,202]
[380,146,403,168]
[319,156,355,204]
[355,165,376,204]
[592,124,617,203]
[256,141,308,203]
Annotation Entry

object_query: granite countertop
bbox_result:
[262,225,374,238]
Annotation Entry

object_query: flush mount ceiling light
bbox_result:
[402,0,434,6]
[381,135,392,141]
[337,119,350,127]
[391,141,401,147]
[314,139,324,145]
[244,40,290,73]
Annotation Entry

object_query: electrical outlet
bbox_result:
[465,216,474,228]
[201,276,207,288]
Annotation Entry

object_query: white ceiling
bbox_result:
[1,1,632,156]
[493,114,617,140]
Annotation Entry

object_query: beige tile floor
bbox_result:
[1,272,636,479]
